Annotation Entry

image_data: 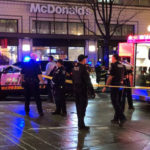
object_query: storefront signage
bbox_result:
[30,3,90,15]
[128,34,150,43]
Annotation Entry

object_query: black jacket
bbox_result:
[110,62,127,86]
[21,59,42,83]
[72,63,94,94]
[52,66,66,89]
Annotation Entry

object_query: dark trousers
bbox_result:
[122,88,133,111]
[53,88,66,113]
[111,88,126,121]
[47,83,54,103]
[24,83,43,114]
[75,89,88,128]
[96,74,101,83]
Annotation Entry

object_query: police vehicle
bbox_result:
[0,59,74,100]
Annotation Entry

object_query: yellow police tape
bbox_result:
[42,75,150,90]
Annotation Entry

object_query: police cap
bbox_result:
[78,54,88,62]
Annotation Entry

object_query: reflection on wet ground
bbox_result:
[0,94,150,150]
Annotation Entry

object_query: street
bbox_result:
[0,94,150,150]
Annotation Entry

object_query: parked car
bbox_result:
[0,61,74,100]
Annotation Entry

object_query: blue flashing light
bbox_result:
[88,61,92,65]
[24,56,31,62]
[97,62,101,66]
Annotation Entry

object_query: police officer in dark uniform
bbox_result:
[21,53,44,116]
[122,60,134,111]
[72,55,95,130]
[102,54,126,126]
[51,59,67,116]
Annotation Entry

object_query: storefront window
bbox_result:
[55,22,67,34]
[32,47,68,60]
[96,24,105,35]
[96,24,134,36]
[32,21,68,35]
[0,19,17,33]
[110,25,122,36]
[0,46,17,65]
[32,21,50,34]
[135,43,150,86]
[51,22,55,34]
[68,23,84,35]
[97,0,150,6]
[68,47,84,61]
[122,25,134,36]
[139,0,150,6]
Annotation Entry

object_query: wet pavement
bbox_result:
[0,94,150,150]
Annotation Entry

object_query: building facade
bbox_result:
[0,0,150,66]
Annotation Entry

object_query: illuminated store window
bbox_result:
[98,0,110,2]
[0,46,17,65]
[68,23,84,35]
[135,43,150,86]
[0,19,17,33]
[32,47,68,60]
[68,47,84,61]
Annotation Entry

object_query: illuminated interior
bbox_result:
[68,47,84,61]
[32,46,84,61]
[32,47,68,60]
[0,46,17,65]
[135,43,150,86]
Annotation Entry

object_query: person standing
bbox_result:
[95,61,102,84]
[102,54,126,126]
[51,59,67,116]
[72,54,95,130]
[21,53,44,116]
[45,56,56,102]
[122,60,134,111]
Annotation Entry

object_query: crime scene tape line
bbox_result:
[42,75,73,84]
[42,75,150,90]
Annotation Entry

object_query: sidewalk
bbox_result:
[0,94,150,150]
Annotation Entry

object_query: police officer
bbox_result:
[102,54,126,126]
[21,53,44,116]
[122,59,134,111]
[72,54,95,130]
[51,59,67,116]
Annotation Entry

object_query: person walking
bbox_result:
[102,54,127,126]
[45,56,56,103]
[72,54,95,131]
[21,53,44,116]
[51,59,67,116]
